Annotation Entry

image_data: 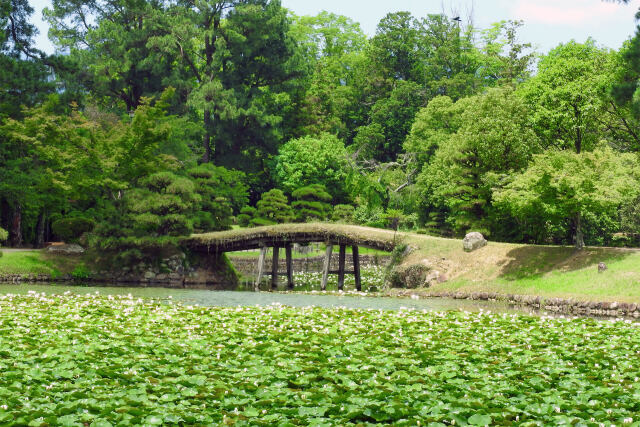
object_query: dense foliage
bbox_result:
[2,292,640,425]
[1,0,640,252]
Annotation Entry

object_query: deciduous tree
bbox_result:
[494,148,640,249]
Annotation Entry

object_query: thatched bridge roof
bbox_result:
[184,223,399,253]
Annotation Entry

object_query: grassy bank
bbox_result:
[2,293,639,425]
[0,250,85,277]
[405,236,640,302]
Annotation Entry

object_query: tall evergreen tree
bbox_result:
[1,0,55,119]
[155,0,305,170]
[44,0,183,113]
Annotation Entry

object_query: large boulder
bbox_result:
[463,232,487,252]
[46,243,85,255]
[387,263,433,289]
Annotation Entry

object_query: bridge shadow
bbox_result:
[496,245,634,280]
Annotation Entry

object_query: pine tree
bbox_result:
[252,189,293,226]
[292,184,332,222]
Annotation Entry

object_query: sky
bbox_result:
[29,0,640,54]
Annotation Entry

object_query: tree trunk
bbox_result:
[10,203,22,247]
[574,212,584,250]
[34,210,46,248]
[202,108,212,163]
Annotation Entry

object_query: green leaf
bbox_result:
[468,414,492,426]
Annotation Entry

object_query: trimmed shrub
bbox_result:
[237,206,257,227]
[292,184,332,222]
[0,227,7,242]
[254,189,293,224]
[52,218,96,242]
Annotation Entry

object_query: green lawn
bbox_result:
[0,250,84,276]
[430,249,640,302]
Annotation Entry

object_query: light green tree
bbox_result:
[475,20,536,86]
[494,147,640,249]
[289,11,367,60]
[517,40,614,154]
[416,87,540,235]
[275,133,349,201]
[404,95,469,168]
[289,11,368,141]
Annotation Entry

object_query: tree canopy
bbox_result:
[1,2,640,254]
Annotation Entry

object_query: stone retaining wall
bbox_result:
[421,291,640,318]
[229,254,391,276]
[0,273,234,289]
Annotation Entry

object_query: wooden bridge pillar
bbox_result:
[255,245,268,291]
[285,243,294,290]
[254,240,363,292]
[353,245,361,291]
[271,245,280,290]
[321,243,333,291]
[320,243,362,291]
[337,244,346,291]
[254,243,294,292]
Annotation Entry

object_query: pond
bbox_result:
[1,282,556,316]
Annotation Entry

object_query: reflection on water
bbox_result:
[0,282,558,316]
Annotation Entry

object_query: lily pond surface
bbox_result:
[2,285,640,425]
[2,283,542,315]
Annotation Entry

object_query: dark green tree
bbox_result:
[91,171,199,263]
[251,189,293,226]
[1,0,55,119]
[417,87,540,236]
[420,14,480,99]
[44,0,183,113]
[368,12,425,83]
[291,184,332,222]
[187,164,248,232]
[331,204,355,223]
[237,206,257,227]
[357,80,428,161]
[156,0,304,168]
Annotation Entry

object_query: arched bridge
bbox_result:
[183,223,399,292]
